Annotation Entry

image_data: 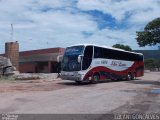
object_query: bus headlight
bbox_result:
[77,74,82,80]
[77,74,81,77]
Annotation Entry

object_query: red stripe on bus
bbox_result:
[83,61,144,80]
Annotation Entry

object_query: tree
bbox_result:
[112,44,132,51]
[144,59,160,71]
[136,17,160,47]
[144,59,156,70]
[155,59,160,71]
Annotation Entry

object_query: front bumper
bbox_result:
[61,74,82,81]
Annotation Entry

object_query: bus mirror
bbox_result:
[78,55,83,63]
[57,55,63,63]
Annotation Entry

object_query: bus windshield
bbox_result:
[61,46,84,71]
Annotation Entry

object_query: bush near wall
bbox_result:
[144,59,160,71]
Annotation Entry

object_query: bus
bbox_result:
[60,44,144,83]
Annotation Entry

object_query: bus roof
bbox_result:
[67,44,143,56]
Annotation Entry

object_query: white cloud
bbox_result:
[0,0,98,52]
[77,0,160,23]
[0,0,160,53]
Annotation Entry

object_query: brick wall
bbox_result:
[5,41,19,70]
[19,62,36,73]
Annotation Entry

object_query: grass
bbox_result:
[0,76,15,82]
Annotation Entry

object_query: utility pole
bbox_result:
[11,24,13,41]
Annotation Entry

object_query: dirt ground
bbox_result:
[0,72,160,118]
[0,73,63,92]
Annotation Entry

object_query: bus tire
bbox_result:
[91,74,100,84]
[127,73,132,81]
[75,81,82,84]
[131,72,136,80]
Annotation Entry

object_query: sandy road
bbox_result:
[0,72,159,115]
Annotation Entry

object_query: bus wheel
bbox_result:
[127,73,132,80]
[131,72,136,80]
[91,74,99,84]
[75,81,82,84]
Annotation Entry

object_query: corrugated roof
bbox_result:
[19,48,65,57]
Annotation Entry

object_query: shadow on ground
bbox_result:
[57,79,131,86]
[127,80,160,86]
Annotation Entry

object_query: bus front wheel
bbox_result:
[75,81,82,84]
[91,74,100,84]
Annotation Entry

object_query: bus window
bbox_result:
[82,46,93,70]
[94,46,102,58]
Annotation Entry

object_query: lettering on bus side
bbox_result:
[111,61,118,66]
[101,60,108,64]
[119,62,126,67]
[111,61,126,67]
[95,60,108,65]
[95,61,100,64]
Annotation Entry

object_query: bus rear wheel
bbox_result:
[91,74,100,84]
[127,73,132,81]
[131,72,136,80]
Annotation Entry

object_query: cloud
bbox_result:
[0,0,160,53]
[77,0,160,22]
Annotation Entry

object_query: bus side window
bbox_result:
[82,46,93,70]
[94,46,102,58]
[103,48,112,59]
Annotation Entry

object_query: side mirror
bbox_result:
[57,55,63,63]
[78,55,83,63]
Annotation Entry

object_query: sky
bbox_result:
[0,0,160,53]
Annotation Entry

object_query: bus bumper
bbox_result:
[61,74,82,81]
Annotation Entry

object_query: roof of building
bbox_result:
[20,47,65,57]
[19,47,65,63]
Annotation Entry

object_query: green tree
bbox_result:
[144,59,160,71]
[155,59,160,71]
[136,17,160,47]
[144,59,156,70]
[112,44,132,51]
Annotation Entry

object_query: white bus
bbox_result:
[61,44,144,83]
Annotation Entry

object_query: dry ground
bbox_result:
[0,72,159,116]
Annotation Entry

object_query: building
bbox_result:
[1,42,160,73]
[19,48,65,73]
[0,42,65,73]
